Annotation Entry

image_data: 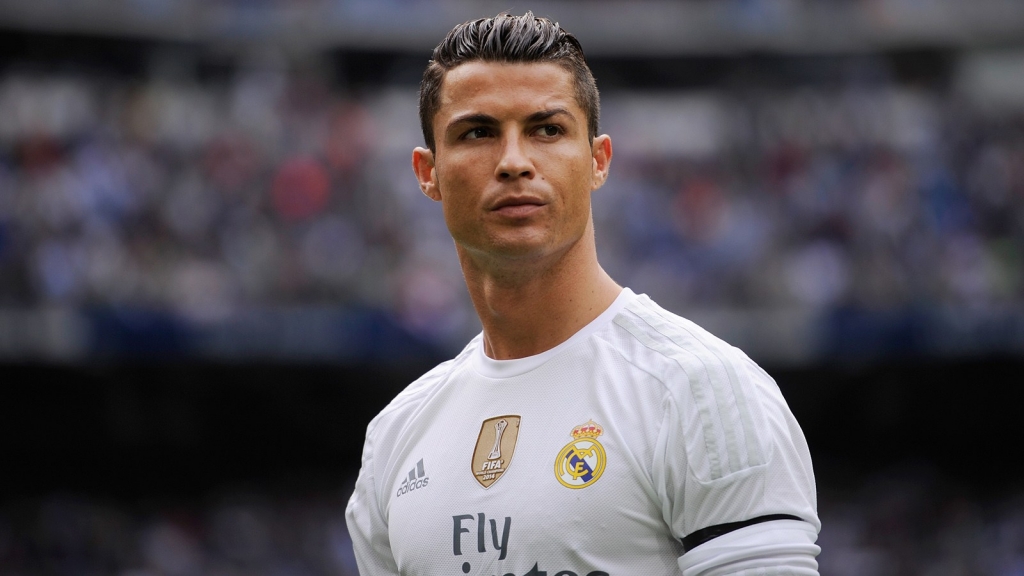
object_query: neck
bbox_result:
[457,221,621,360]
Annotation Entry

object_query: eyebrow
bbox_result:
[445,108,575,135]
[446,113,499,134]
[526,107,573,124]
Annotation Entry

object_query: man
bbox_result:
[346,12,820,575]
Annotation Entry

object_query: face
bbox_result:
[412,61,611,264]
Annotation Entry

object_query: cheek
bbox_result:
[556,143,594,184]
[438,152,487,190]
[436,171,475,232]
[562,156,594,201]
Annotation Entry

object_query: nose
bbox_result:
[494,134,534,181]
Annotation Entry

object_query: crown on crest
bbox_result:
[571,420,604,439]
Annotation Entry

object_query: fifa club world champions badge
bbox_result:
[554,420,607,489]
[472,415,521,488]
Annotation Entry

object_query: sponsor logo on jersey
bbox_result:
[450,512,609,576]
[471,415,521,488]
[554,420,606,489]
[396,458,429,497]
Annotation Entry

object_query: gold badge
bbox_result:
[471,415,521,488]
[554,420,606,489]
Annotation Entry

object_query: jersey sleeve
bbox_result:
[676,519,820,575]
[653,349,821,574]
[345,419,401,575]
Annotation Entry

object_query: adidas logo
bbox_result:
[396,458,429,497]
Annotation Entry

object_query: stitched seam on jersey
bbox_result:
[363,417,387,526]
[632,298,765,469]
[623,305,742,477]
[613,314,723,480]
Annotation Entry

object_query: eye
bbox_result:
[463,127,491,140]
[536,125,562,137]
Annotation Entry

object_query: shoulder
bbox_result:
[608,293,789,479]
[363,335,479,443]
[613,295,819,534]
[605,292,769,396]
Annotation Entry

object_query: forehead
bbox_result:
[437,61,581,121]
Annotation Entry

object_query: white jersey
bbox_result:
[346,288,820,575]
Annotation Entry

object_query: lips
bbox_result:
[490,196,546,218]
[490,196,545,211]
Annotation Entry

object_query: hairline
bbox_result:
[419,13,600,154]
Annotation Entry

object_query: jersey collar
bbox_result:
[470,287,636,379]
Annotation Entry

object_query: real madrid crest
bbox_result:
[471,415,521,488]
[554,420,607,489]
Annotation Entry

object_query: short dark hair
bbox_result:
[418,12,600,152]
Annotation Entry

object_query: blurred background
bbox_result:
[1,0,1024,574]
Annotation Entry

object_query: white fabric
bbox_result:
[346,288,820,575]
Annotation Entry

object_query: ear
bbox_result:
[412,147,441,201]
[590,134,613,191]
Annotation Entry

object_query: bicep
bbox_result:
[658,356,820,571]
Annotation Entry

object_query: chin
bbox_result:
[489,233,581,262]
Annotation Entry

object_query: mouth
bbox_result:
[490,196,546,217]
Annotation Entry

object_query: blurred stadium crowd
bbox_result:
[0,491,360,576]
[1,55,1022,353]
